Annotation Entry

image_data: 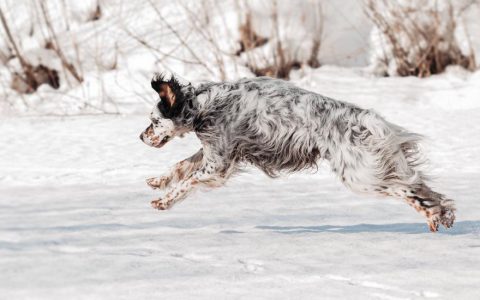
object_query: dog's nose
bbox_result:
[139,133,144,141]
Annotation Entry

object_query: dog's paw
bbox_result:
[146,176,170,190]
[427,204,455,232]
[439,205,455,229]
[151,199,170,210]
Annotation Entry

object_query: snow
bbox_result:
[1,66,480,299]
[2,0,480,298]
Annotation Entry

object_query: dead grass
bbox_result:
[238,0,323,79]
[365,0,476,77]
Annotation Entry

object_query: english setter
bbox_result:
[140,72,455,232]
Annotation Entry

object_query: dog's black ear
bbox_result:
[151,73,186,118]
[151,73,177,108]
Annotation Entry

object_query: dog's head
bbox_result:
[140,72,194,148]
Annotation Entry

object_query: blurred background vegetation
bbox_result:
[0,0,478,115]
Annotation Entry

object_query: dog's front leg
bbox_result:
[146,149,203,190]
[150,159,231,210]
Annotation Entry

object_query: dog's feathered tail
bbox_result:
[357,110,428,186]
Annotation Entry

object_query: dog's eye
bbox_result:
[151,118,159,125]
[162,136,171,143]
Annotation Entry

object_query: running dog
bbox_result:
[140,72,455,232]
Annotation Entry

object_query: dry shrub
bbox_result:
[11,64,60,94]
[236,11,268,56]
[242,1,301,79]
[365,0,476,77]
[238,0,323,79]
[0,7,60,93]
[1,1,88,94]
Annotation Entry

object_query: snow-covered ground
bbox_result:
[1,66,480,299]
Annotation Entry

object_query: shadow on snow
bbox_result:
[256,220,480,235]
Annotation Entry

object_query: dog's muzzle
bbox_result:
[140,125,171,148]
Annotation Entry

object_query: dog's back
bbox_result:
[194,77,372,176]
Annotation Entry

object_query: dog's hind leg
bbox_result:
[146,148,203,190]
[335,159,455,232]
[329,114,455,232]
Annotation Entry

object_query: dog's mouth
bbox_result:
[152,135,171,148]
